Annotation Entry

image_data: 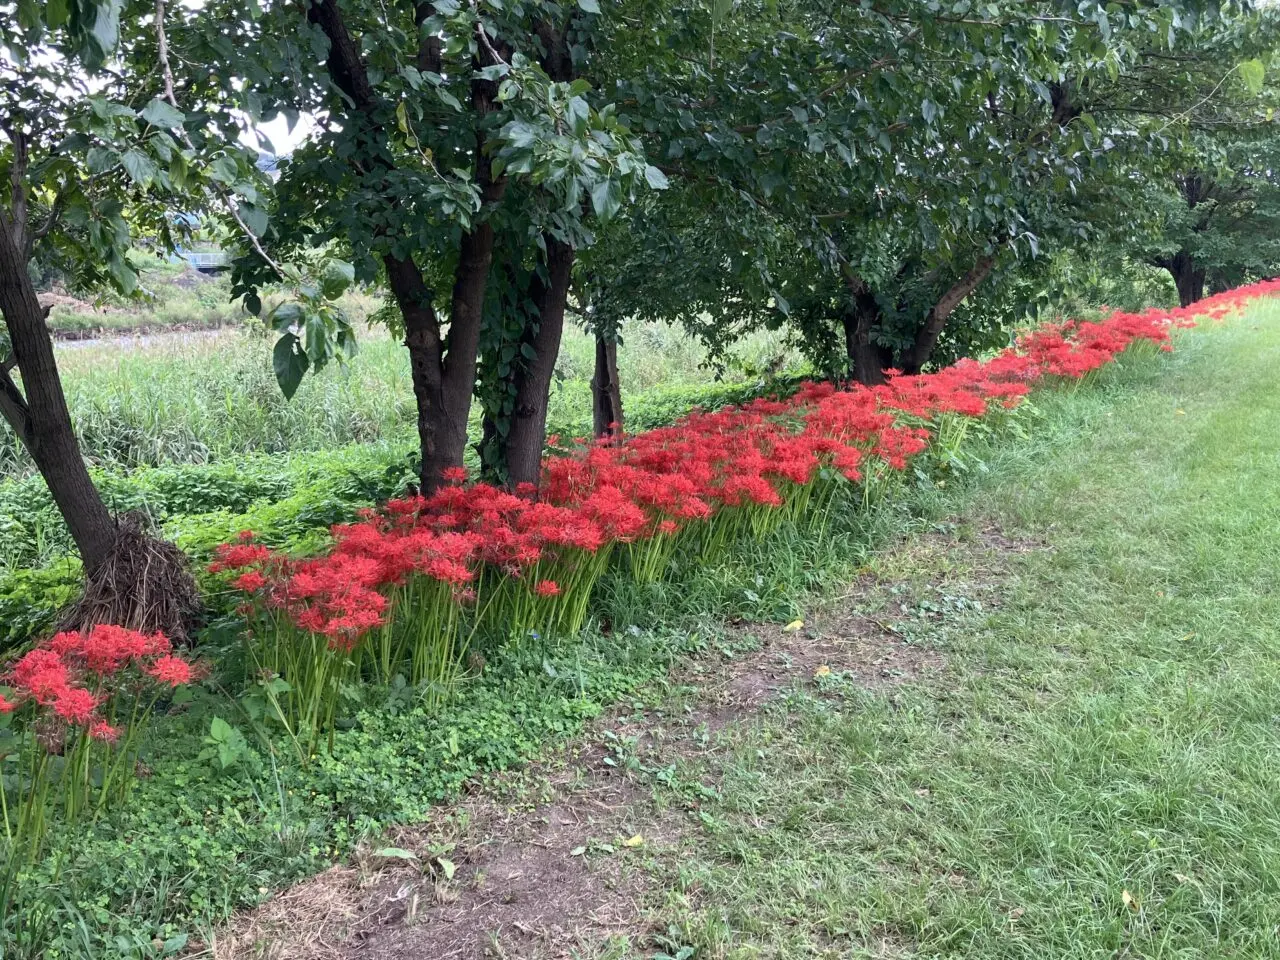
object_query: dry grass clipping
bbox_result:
[59,511,202,642]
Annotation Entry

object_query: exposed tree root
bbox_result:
[58,512,201,642]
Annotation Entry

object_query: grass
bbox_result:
[615,301,1280,958]
[41,261,252,337]
[3,301,798,479]
[5,292,1270,958]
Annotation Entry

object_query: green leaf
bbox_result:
[88,0,123,64]
[120,149,157,186]
[209,717,232,742]
[107,254,137,295]
[644,164,670,190]
[207,155,240,185]
[577,0,601,12]
[1239,59,1265,96]
[712,0,733,22]
[85,147,117,175]
[16,0,38,29]
[320,259,356,300]
[239,203,268,237]
[270,301,304,333]
[45,0,68,28]
[374,847,419,861]
[140,98,185,129]
[304,314,329,369]
[591,178,622,223]
[273,334,309,400]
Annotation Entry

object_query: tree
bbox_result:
[1141,132,1280,305]
[183,0,660,491]
[0,0,273,632]
[588,1,1266,384]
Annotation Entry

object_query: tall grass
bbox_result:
[2,318,799,479]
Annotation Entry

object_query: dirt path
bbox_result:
[204,523,1028,960]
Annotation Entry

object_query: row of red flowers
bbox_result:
[209,280,1280,740]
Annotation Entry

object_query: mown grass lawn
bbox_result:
[634,303,1280,959]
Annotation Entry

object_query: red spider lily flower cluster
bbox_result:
[213,282,1278,707]
[6,625,194,741]
[1,624,197,855]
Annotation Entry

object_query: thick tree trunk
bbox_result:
[385,254,452,493]
[900,255,997,374]
[0,222,116,575]
[838,270,890,386]
[591,333,623,441]
[838,266,890,385]
[391,201,504,494]
[504,237,576,491]
[309,0,507,494]
[1163,250,1206,308]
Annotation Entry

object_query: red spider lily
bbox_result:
[52,687,99,724]
[147,655,194,688]
[2,626,193,857]
[232,570,268,593]
[214,280,1278,746]
[209,541,273,573]
[89,720,121,743]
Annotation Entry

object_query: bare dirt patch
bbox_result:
[205,518,1041,959]
[207,740,679,960]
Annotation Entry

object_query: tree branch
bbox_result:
[0,359,31,443]
[0,114,29,255]
[155,0,286,280]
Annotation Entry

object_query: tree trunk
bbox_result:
[900,255,997,374]
[391,201,504,495]
[504,237,576,491]
[1164,250,1205,308]
[838,266,890,385]
[386,254,452,494]
[0,222,116,576]
[591,333,623,441]
[308,0,507,494]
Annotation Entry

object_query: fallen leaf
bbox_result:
[814,665,831,677]
[1122,889,1139,911]
[570,846,586,857]
[784,619,805,632]
[622,834,645,848]
[1173,873,1192,884]
[1008,907,1025,921]
[1176,409,1186,415]
[914,787,931,797]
